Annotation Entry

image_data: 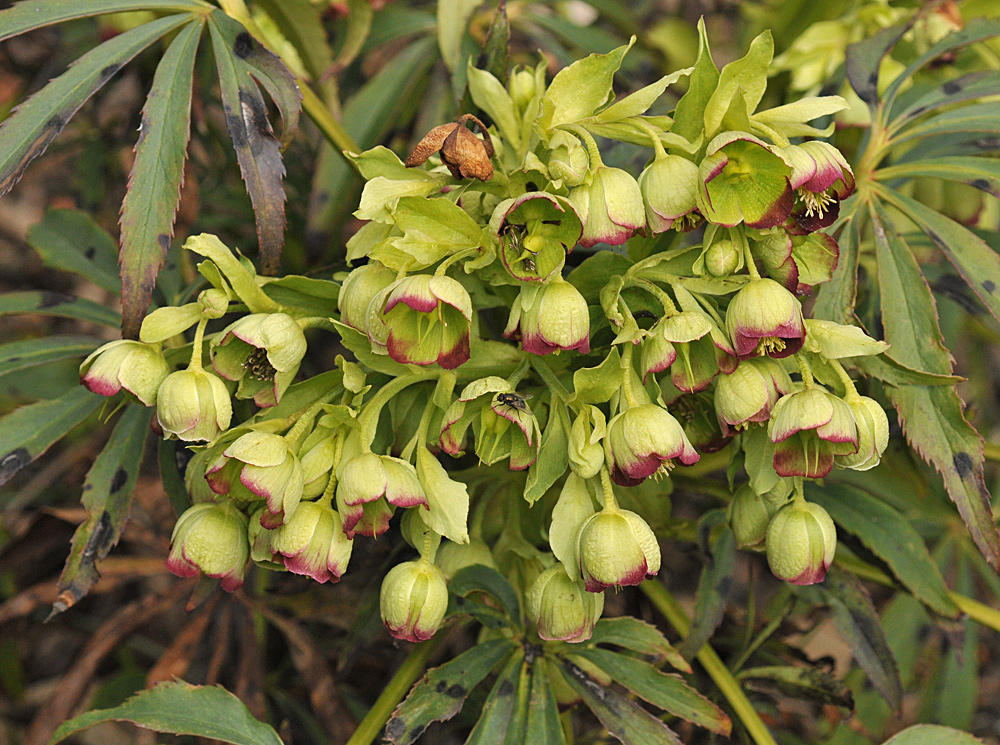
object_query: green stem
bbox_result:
[641,580,779,745]
[344,634,447,745]
[741,236,761,281]
[623,276,677,315]
[983,442,1000,463]
[529,357,574,402]
[620,343,640,409]
[598,467,619,510]
[794,353,814,388]
[187,318,209,371]
[358,371,438,450]
[826,358,860,400]
[563,124,604,168]
[628,116,668,159]
[301,82,361,155]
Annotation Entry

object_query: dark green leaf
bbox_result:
[450,565,522,628]
[813,216,859,324]
[849,354,962,388]
[209,15,287,276]
[524,401,569,504]
[806,482,958,617]
[523,657,564,745]
[679,522,735,661]
[667,17,717,142]
[574,648,731,735]
[158,439,192,517]
[0,292,119,328]
[0,386,103,487]
[0,335,97,378]
[119,18,202,338]
[255,0,332,81]
[558,657,683,745]
[479,0,509,83]
[465,652,523,745]
[208,10,301,146]
[876,157,1000,198]
[589,617,689,672]
[0,13,192,198]
[893,102,1000,144]
[52,405,151,617]
[739,666,853,709]
[328,0,374,76]
[0,0,205,42]
[386,639,518,745]
[27,209,120,292]
[820,566,902,711]
[882,724,985,745]
[928,554,977,729]
[49,680,283,745]
[891,71,1000,126]
[260,276,340,317]
[877,186,1000,325]
[882,17,1000,108]
[844,22,909,106]
[567,251,633,304]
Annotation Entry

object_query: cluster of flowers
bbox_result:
[78,35,891,645]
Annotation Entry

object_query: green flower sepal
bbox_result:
[381,274,472,369]
[768,387,858,478]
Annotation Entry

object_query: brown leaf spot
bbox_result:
[953,451,973,478]
[158,233,171,251]
[38,291,74,309]
[109,466,129,494]
[233,31,254,59]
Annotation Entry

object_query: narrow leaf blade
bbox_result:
[0,0,204,42]
[0,335,98,378]
[27,209,120,292]
[0,291,120,327]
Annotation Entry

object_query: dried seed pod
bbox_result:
[405,114,495,181]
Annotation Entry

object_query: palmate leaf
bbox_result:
[876,157,1000,199]
[523,657,563,745]
[256,0,332,82]
[890,70,1000,126]
[869,200,1000,569]
[0,386,103,487]
[0,291,120,327]
[119,18,203,339]
[0,335,98,379]
[465,652,523,745]
[49,680,283,745]
[51,404,152,617]
[844,22,910,108]
[27,209,120,293]
[208,13,291,277]
[890,102,1000,145]
[679,516,735,661]
[0,12,193,198]
[0,0,207,42]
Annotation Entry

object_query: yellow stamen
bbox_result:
[756,336,787,356]
[798,188,836,218]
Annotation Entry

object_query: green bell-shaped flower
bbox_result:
[167,502,249,592]
[766,499,836,585]
[80,340,169,407]
[529,565,604,643]
[380,559,450,642]
[156,368,232,442]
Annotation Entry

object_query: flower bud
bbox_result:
[766,499,836,585]
[504,278,590,356]
[269,501,353,583]
[714,357,793,435]
[529,565,604,643]
[206,431,304,528]
[547,131,589,188]
[570,166,645,248]
[199,288,230,319]
[338,261,396,331]
[380,559,450,642]
[80,340,170,406]
[729,484,772,549]
[568,407,605,479]
[769,387,858,478]
[705,239,741,277]
[211,313,307,407]
[167,502,249,592]
[726,278,806,359]
[835,395,889,471]
[509,68,537,111]
[578,507,660,591]
[156,368,232,442]
[605,404,699,486]
[638,154,700,233]
[382,274,473,369]
[436,538,496,579]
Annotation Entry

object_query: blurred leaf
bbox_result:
[450,565,522,627]
[0,13,192,199]
[479,0,509,83]
[0,0,204,42]
[893,103,1000,145]
[209,14,288,276]
[558,657,683,745]
[158,439,192,517]
[27,209,120,293]
[806,482,959,617]
[465,652,523,745]
[588,617,690,673]
[328,0,373,76]
[438,0,480,73]
[0,291,120,327]
[891,71,1000,127]
[844,23,909,107]
[119,18,202,338]
[0,336,98,379]
[574,648,731,735]
[928,553,977,729]
[524,401,569,504]
[523,657,563,745]
[256,0,332,81]
[52,404,151,616]
[680,519,735,661]
[49,681,283,745]
[386,639,519,745]
[0,386,103,487]
[820,566,902,711]
[739,666,853,709]
[876,157,1000,199]
[881,724,985,745]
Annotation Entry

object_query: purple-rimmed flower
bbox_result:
[768,387,858,478]
[641,311,736,393]
[80,340,170,407]
[338,261,397,331]
[835,395,889,471]
[382,274,472,369]
[380,559,450,642]
[697,132,794,229]
[766,499,837,585]
[337,452,426,537]
[167,502,248,592]
[529,565,604,642]
[638,153,701,233]
[715,357,794,435]
[605,404,700,486]
[211,313,307,408]
[338,496,393,540]
[504,278,590,356]
[726,278,806,359]
[269,501,353,583]
[578,507,660,591]
[156,368,232,442]
[779,141,854,232]
[490,191,582,283]
[206,431,304,529]
[753,230,840,296]
[570,166,645,248]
